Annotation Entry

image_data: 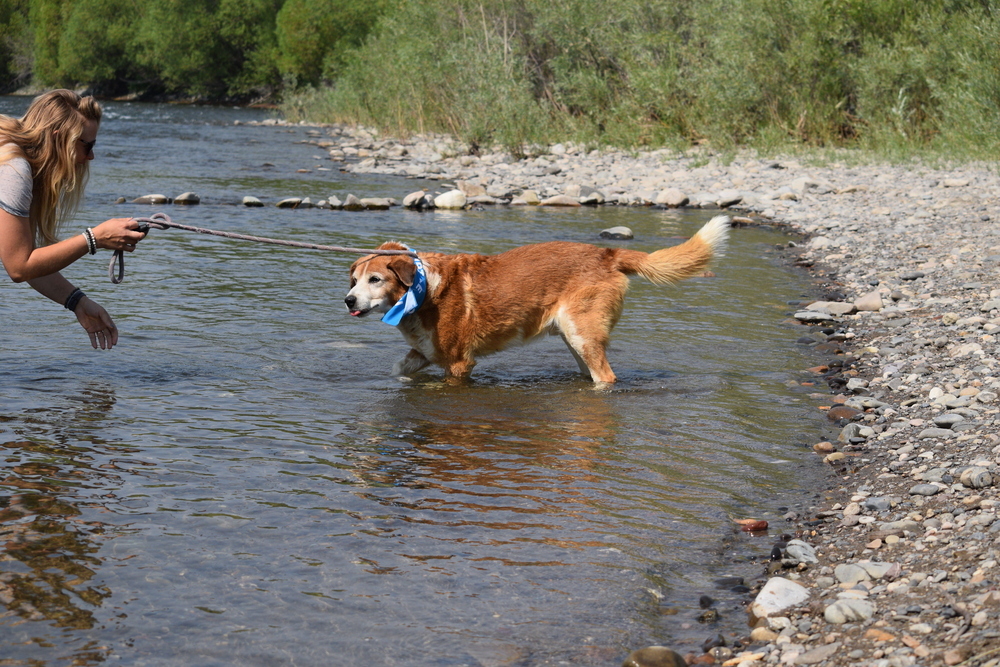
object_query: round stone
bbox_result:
[622,646,687,667]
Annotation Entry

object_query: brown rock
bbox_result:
[827,405,862,421]
[864,628,896,642]
[622,646,688,667]
[457,180,487,197]
[855,291,884,312]
[943,648,969,665]
[539,195,582,207]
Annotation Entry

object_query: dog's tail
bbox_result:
[616,215,730,285]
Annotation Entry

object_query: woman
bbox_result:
[0,89,146,350]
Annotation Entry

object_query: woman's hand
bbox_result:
[74,296,119,349]
[92,217,147,253]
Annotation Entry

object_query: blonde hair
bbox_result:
[0,89,102,245]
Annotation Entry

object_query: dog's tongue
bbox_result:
[349,310,362,317]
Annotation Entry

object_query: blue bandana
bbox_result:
[381,254,427,325]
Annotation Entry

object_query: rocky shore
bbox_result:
[256,120,1000,667]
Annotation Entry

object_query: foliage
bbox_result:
[0,0,360,100]
[56,0,142,95]
[285,0,1000,159]
[0,0,32,92]
[275,0,386,86]
[2,0,1000,160]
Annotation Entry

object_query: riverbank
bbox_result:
[275,120,1000,667]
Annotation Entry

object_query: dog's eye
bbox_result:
[368,276,381,284]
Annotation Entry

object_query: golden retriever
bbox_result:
[345,215,729,384]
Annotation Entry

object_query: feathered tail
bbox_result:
[616,215,730,285]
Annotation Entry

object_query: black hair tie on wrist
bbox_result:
[64,288,86,312]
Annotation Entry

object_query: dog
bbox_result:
[345,215,730,384]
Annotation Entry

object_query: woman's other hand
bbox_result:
[92,217,147,253]
[74,296,119,349]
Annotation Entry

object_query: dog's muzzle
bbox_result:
[345,294,366,316]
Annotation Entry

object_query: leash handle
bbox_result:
[108,214,169,284]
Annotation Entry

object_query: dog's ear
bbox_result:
[387,256,417,287]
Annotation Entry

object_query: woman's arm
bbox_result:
[2,208,128,349]
[25,271,120,349]
[0,207,89,281]
[0,208,144,282]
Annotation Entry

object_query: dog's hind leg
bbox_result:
[555,282,627,384]
[556,312,617,384]
[559,333,592,377]
[393,349,431,377]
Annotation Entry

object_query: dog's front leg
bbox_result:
[393,349,431,377]
[442,359,476,384]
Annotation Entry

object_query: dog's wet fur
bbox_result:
[345,215,730,385]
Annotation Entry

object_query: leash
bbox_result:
[108,212,418,284]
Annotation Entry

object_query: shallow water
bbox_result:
[0,98,830,665]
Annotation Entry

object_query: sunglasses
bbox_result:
[78,138,96,155]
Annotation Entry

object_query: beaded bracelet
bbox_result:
[63,287,86,312]
[83,228,97,255]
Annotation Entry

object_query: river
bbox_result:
[0,97,831,666]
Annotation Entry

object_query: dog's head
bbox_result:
[345,242,418,317]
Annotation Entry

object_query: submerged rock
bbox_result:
[622,646,687,667]
[133,194,170,205]
[599,226,634,240]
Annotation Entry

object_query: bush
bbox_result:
[284,0,1000,159]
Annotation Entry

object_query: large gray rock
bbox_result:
[654,188,689,207]
[174,192,200,205]
[132,194,170,205]
[854,291,884,312]
[960,467,994,489]
[540,194,582,207]
[750,577,810,618]
[834,563,871,584]
[784,540,818,564]
[434,190,467,209]
[824,599,875,624]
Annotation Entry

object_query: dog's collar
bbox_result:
[381,252,427,325]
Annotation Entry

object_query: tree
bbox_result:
[275,0,385,86]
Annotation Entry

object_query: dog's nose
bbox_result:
[345,295,356,309]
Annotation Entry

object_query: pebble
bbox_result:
[792,642,841,665]
[824,599,876,624]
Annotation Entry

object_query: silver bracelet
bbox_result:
[83,228,97,255]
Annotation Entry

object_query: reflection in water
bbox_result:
[352,386,618,557]
[0,383,131,662]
